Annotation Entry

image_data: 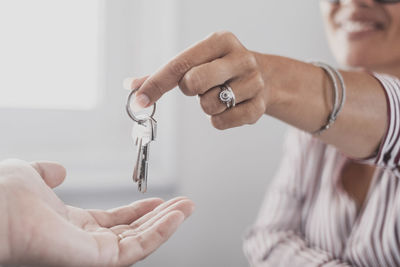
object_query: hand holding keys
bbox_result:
[126,89,157,193]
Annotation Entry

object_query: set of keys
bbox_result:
[126,89,157,193]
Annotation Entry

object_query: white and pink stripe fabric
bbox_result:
[243,73,400,267]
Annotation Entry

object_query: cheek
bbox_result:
[382,6,400,62]
[320,2,336,30]
[387,7,400,40]
[320,4,347,64]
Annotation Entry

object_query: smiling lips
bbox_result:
[334,8,387,39]
[339,20,383,34]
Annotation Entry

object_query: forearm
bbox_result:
[258,53,387,159]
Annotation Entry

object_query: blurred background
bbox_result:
[0,1,335,266]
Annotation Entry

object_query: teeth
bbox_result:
[341,21,377,33]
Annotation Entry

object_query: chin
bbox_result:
[333,43,378,69]
[340,54,371,69]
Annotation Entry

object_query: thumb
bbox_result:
[30,161,66,188]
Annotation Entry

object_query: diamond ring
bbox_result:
[219,84,236,109]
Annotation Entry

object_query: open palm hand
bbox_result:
[0,159,194,267]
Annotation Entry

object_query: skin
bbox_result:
[125,0,400,208]
[321,0,400,76]
[320,0,400,208]
[0,159,194,267]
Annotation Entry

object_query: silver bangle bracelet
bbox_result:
[331,66,346,121]
[311,62,346,135]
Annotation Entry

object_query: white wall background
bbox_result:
[1,1,336,266]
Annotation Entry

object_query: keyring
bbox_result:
[126,88,156,124]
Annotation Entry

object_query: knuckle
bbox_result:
[243,108,255,124]
[208,31,221,41]
[240,53,258,71]
[179,84,196,96]
[219,30,235,41]
[211,30,231,40]
[211,116,226,130]
[146,78,164,100]
[212,31,240,48]
[247,113,259,125]
[257,96,267,113]
[252,72,265,91]
[199,97,218,115]
[169,58,192,77]
[247,99,265,125]
[180,71,202,96]
[248,115,260,125]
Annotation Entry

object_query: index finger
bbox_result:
[135,31,238,107]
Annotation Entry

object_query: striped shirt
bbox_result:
[243,73,400,267]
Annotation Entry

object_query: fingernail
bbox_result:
[134,94,150,108]
[123,77,135,90]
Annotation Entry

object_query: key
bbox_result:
[135,118,157,192]
[131,117,157,193]
[132,137,143,183]
[126,89,157,192]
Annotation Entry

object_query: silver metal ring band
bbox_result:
[219,83,236,109]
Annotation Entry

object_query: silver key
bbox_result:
[126,89,157,192]
[131,117,157,193]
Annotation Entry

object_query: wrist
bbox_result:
[252,52,284,112]
[256,53,332,132]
